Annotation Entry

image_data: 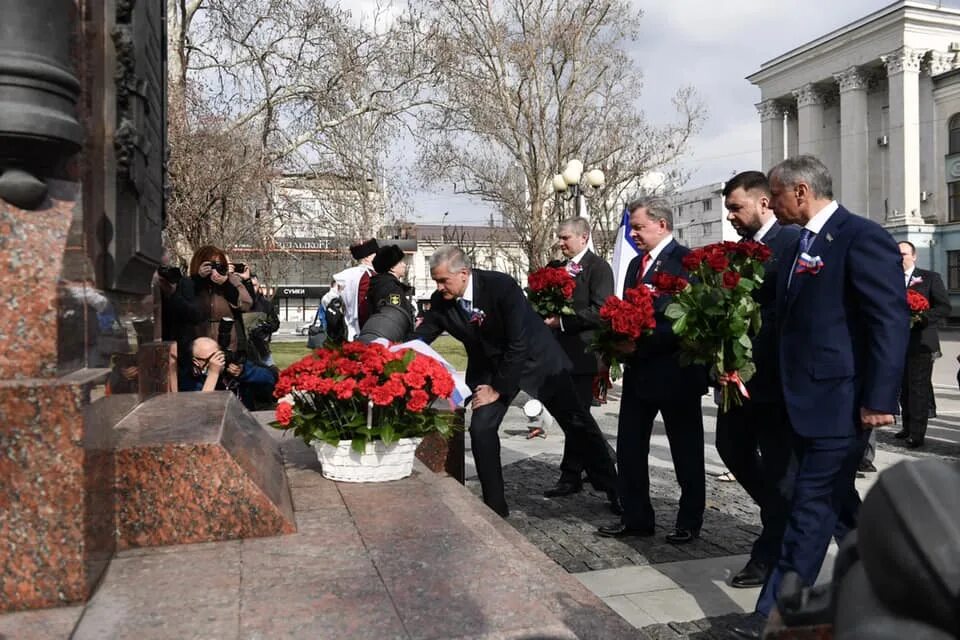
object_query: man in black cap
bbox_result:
[359,245,417,343]
[334,238,379,340]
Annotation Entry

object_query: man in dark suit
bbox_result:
[738,156,909,636]
[541,217,619,504]
[596,197,707,545]
[896,241,951,449]
[415,245,619,517]
[717,171,801,588]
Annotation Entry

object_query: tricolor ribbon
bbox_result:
[795,252,823,275]
[566,262,583,277]
[726,371,750,400]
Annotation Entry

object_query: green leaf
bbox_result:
[672,314,688,335]
[380,423,397,446]
[664,303,685,320]
[351,436,368,454]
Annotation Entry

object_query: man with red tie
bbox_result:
[596,197,707,545]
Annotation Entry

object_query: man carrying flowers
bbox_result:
[712,171,801,589]
[595,197,707,546]
[536,217,619,506]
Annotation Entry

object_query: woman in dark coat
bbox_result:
[359,244,416,343]
[167,245,252,389]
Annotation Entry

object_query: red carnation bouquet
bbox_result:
[271,341,457,452]
[906,289,930,328]
[526,266,576,316]
[590,285,658,389]
[660,240,772,412]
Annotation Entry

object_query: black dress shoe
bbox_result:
[905,436,924,449]
[543,481,582,497]
[730,558,768,588]
[596,522,655,538]
[606,492,623,515]
[894,430,910,439]
[665,527,700,545]
[730,612,766,639]
[858,461,877,473]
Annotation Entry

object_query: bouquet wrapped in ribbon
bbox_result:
[658,240,772,412]
[526,266,576,317]
[906,289,930,328]
[590,285,658,387]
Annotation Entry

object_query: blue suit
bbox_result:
[757,206,909,615]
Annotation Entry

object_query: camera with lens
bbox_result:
[209,261,229,276]
[216,317,246,372]
[157,265,182,284]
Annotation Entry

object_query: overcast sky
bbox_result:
[386,0,960,224]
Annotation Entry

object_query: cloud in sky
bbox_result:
[404,0,951,222]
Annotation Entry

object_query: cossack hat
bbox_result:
[372,244,405,274]
[349,238,379,260]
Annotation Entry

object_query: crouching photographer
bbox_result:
[185,336,277,411]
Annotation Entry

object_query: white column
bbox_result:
[882,46,926,223]
[834,67,870,216]
[792,84,825,157]
[785,105,799,158]
[756,100,785,171]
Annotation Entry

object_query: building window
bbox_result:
[702,199,712,212]
[950,114,960,154]
[950,183,960,222]
[949,251,960,291]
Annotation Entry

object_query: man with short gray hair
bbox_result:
[416,245,619,517]
[597,198,708,546]
[733,155,909,637]
[541,217,618,510]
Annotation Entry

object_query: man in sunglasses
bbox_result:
[186,337,277,410]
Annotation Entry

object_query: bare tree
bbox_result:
[165,0,441,260]
[411,0,705,268]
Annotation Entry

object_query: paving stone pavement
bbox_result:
[467,454,762,573]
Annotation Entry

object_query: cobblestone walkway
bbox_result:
[468,453,762,573]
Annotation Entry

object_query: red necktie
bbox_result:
[637,253,651,283]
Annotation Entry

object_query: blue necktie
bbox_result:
[458,298,473,315]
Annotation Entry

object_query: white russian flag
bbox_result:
[610,207,640,296]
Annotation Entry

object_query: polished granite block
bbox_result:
[0,379,115,613]
[113,392,296,549]
[0,186,77,380]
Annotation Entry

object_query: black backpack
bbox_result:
[324,296,348,344]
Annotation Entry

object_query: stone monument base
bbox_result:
[113,392,296,549]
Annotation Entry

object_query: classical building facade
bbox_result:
[748,0,960,313]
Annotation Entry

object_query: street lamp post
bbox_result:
[552,159,605,222]
[441,211,449,243]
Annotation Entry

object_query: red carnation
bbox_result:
[406,389,430,413]
[722,271,741,289]
[275,402,293,426]
[907,289,930,313]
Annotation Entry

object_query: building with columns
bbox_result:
[748,0,960,315]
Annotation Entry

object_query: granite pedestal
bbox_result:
[113,392,296,549]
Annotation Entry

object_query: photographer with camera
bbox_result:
[185,336,276,410]
[168,245,252,390]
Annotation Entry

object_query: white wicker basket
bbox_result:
[312,437,422,482]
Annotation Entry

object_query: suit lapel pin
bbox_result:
[825,233,833,243]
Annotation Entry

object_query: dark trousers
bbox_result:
[469,370,618,516]
[616,375,705,532]
[715,401,794,566]
[558,373,618,486]
[756,428,868,616]
[901,351,934,442]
